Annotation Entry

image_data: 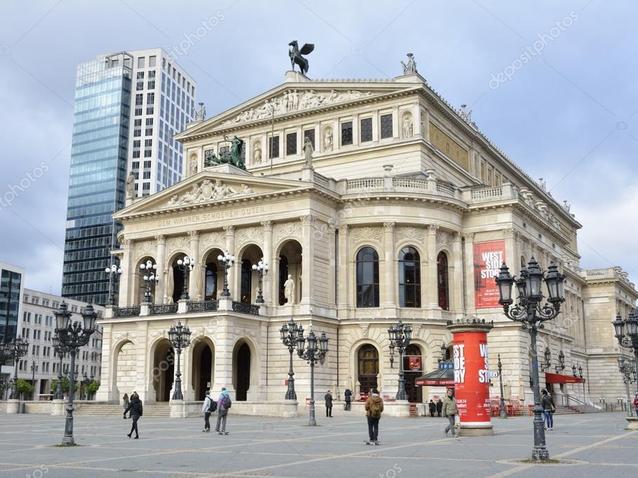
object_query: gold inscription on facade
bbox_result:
[430,123,469,170]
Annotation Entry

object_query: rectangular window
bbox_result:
[360,117,373,143]
[286,132,297,156]
[149,55,156,67]
[134,119,142,127]
[144,150,152,157]
[341,121,353,146]
[268,135,280,158]
[380,114,393,139]
[135,94,143,106]
[137,57,145,69]
[303,129,315,149]
[136,71,144,79]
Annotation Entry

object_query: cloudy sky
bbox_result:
[1,0,636,294]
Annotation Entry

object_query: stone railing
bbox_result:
[187,300,219,313]
[343,176,462,199]
[464,183,516,204]
[149,304,178,315]
[345,177,385,191]
[112,306,140,318]
[232,301,260,315]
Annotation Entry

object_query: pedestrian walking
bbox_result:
[123,392,143,439]
[364,388,384,445]
[634,394,638,416]
[325,390,333,417]
[122,393,129,419]
[215,387,232,435]
[201,389,216,432]
[428,399,436,417]
[541,389,555,430]
[443,388,458,437]
[436,398,443,417]
[344,388,352,411]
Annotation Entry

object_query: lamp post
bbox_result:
[612,309,638,394]
[578,365,585,400]
[555,350,565,374]
[168,321,192,400]
[387,321,412,401]
[139,259,159,303]
[175,256,194,300]
[217,250,235,297]
[1,338,29,399]
[52,335,66,400]
[252,258,269,304]
[296,326,329,426]
[104,263,122,305]
[497,354,507,418]
[280,317,299,400]
[54,302,98,446]
[541,347,551,372]
[495,258,565,462]
[618,357,635,417]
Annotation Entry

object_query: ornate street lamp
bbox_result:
[296,326,329,426]
[139,259,159,303]
[387,321,412,401]
[168,321,192,400]
[618,357,635,417]
[1,338,29,399]
[175,256,194,300]
[52,335,67,400]
[497,354,507,418]
[104,263,123,305]
[280,318,299,400]
[612,309,638,394]
[555,350,565,374]
[495,258,565,462]
[54,302,98,446]
[217,250,235,297]
[252,258,269,304]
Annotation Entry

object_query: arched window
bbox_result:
[356,247,379,308]
[240,259,252,304]
[399,247,420,307]
[205,263,217,300]
[520,256,526,268]
[357,344,379,394]
[437,251,449,310]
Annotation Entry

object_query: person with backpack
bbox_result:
[344,388,352,411]
[442,388,458,437]
[364,388,384,445]
[216,387,232,435]
[541,389,555,430]
[201,389,216,432]
[123,392,143,439]
[324,390,333,417]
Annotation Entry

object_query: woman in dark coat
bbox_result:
[124,392,143,439]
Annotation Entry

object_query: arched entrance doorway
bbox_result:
[136,256,157,304]
[357,344,379,396]
[152,339,174,402]
[278,240,302,305]
[169,253,189,304]
[404,344,423,403]
[233,341,251,401]
[114,340,137,399]
[203,248,224,301]
[191,339,214,400]
[239,244,263,304]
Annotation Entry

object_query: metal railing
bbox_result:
[149,304,178,315]
[232,301,260,315]
[112,306,140,318]
[187,300,219,313]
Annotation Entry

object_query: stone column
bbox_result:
[224,225,235,299]
[503,228,516,272]
[382,222,396,311]
[451,232,463,313]
[155,235,166,305]
[337,225,349,317]
[261,221,273,304]
[119,239,133,307]
[300,215,315,306]
[212,318,235,395]
[463,233,476,314]
[426,225,439,308]
[95,323,114,401]
[189,231,201,300]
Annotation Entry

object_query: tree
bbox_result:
[15,379,34,400]
[86,380,100,399]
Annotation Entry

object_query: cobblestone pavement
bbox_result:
[0,411,636,477]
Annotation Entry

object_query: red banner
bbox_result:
[453,331,492,425]
[407,356,422,371]
[473,240,506,308]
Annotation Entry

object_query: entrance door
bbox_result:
[357,344,379,395]
[403,344,423,403]
[235,343,251,401]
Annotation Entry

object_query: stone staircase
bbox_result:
[74,402,171,417]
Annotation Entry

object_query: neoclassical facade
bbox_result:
[96,67,637,411]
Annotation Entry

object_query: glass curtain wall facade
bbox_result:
[0,267,22,344]
[62,53,132,305]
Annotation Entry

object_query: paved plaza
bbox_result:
[0,412,636,477]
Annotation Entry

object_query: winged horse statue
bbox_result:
[288,41,315,75]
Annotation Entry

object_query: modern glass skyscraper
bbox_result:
[62,50,196,305]
[0,262,24,344]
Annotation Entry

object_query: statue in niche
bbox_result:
[284,274,295,305]
[303,137,314,168]
[253,142,262,164]
[323,127,333,152]
[402,112,414,138]
[189,155,198,176]
[126,172,135,200]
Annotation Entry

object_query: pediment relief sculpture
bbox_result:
[165,179,254,208]
[221,89,375,126]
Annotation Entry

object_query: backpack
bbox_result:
[207,398,217,413]
[369,398,382,418]
[223,396,232,409]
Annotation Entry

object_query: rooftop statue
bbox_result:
[401,52,417,75]
[204,135,245,170]
[289,41,315,75]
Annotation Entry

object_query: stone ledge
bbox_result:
[169,400,299,418]
[625,417,638,430]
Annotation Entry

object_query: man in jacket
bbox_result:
[442,388,458,437]
[201,389,215,432]
[436,398,443,417]
[364,389,384,445]
[216,387,232,435]
[124,392,143,439]
[324,390,333,417]
[344,388,352,411]
[428,399,436,417]
[541,389,555,430]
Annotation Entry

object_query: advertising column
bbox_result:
[447,318,494,436]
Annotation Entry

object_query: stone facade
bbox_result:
[95,68,637,411]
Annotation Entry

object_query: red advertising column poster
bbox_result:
[473,240,506,308]
[450,322,494,435]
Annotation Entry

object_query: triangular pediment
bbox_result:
[114,171,314,219]
[176,78,424,141]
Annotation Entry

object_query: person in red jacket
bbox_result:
[633,394,638,416]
